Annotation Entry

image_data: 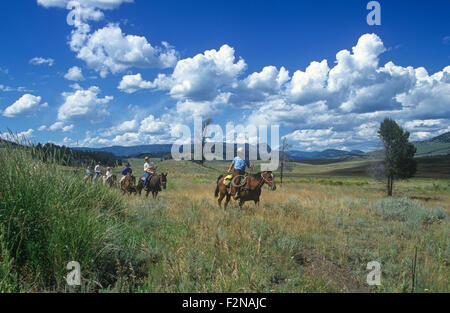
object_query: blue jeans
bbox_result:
[93,173,99,182]
[144,172,151,188]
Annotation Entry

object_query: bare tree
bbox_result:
[200,118,212,166]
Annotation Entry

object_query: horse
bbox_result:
[93,173,104,184]
[84,173,93,184]
[215,171,276,209]
[137,173,168,199]
[120,173,137,195]
[104,175,117,188]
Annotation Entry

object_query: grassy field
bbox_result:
[1,146,449,293]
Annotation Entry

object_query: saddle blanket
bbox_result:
[223,174,233,186]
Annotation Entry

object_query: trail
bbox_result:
[299,248,370,293]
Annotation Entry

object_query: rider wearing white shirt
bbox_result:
[93,162,103,183]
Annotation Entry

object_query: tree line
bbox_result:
[31,143,121,167]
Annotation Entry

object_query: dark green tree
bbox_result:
[279,137,292,187]
[378,118,417,196]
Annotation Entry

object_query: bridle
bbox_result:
[160,174,167,189]
[257,172,275,189]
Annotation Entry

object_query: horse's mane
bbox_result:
[251,172,263,179]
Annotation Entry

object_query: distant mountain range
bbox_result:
[72,131,450,159]
[287,149,365,159]
[73,143,364,160]
[73,144,173,157]
[73,143,272,159]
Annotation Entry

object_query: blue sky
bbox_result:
[0,0,449,151]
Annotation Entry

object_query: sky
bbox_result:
[0,0,449,152]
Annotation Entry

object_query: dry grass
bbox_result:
[117,159,449,293]
[3,148,448,292]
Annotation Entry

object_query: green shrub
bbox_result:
[370,197,447,229]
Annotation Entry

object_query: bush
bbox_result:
[370,197,447,229]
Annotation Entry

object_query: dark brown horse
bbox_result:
[215,171,276,209]
[104,175,117,188]
[120,173,137,195]
[137,173,168,199]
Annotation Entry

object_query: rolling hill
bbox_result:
[413,131,450,156]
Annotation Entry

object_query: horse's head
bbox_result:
[160,173,168,190]
[262,171,276,190]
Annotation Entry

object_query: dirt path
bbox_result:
[300,248,371,293]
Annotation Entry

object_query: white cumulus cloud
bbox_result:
[3,94,48,117]
[71,24,178,77]
[118,73,152,93]
[48,122,75,132]
[64,66,85,81]
[58,86,113,121]
[151,44,246,102]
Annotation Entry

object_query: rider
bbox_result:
[228,147,254,200]
[84,166,93,182]
[120,162,133,187]
[144,157,157,191]
[93,161,103,183]
[103,167,113,184]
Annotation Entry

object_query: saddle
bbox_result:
[222,174,233,187]
[223,173,249,190]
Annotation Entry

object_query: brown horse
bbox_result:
[137,173,168,199]
[104,175,117,188]
[215,171,276,209]
[84,173,93,184]
[120,173,137,195]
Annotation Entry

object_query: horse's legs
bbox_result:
[218,192,225,207]
[224,194,231,210]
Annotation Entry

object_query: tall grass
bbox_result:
[0,139,139,292]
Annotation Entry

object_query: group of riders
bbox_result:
[84,156,158,192]
[82,147,273,203]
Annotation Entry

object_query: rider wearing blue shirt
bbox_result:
[232,157,250,171]
[227,147,254,200]
[121,166,132,176]
[119,163,132,187]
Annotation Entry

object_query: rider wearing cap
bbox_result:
[93,161,103,183]
[144,157,157,191]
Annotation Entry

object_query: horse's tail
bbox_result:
[215,174,224,198]
[214,185,220,198]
